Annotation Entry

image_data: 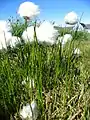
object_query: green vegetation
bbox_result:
[0,20,90,120]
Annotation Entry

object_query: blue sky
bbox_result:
[0,0,90,24]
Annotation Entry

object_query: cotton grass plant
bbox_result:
[0,1,90,120]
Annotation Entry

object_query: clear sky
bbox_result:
[0,0,90,24]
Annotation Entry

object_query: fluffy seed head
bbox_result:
[64,11,78,25]
[18,1,40,19]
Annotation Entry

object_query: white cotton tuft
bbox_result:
[20,100,39,120]
[38,21,59,45]
[31,100,39,120]
[57,34,72,46]
[74,48,81,55]
[7,36,21,47]
[22,77,35,88]
[17,1,40,19]
[73,23,84,31]
[0,20,11,32]
[22,26,39,42]
[64,11,78,25]
[0,31,12,49]
[20,104,31,119]
[22,21,59,45]
[0,32,21,49]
